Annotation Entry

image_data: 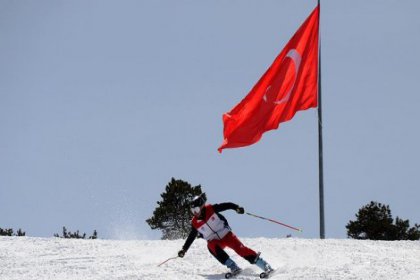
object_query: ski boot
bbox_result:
[224,258,242,279]
[255,253,274,279]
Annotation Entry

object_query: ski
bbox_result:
[225,269,241,279]
[225,269,275,279]
[259,269,275,279]
[224,272,233,279]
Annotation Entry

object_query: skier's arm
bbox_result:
[213,202,244,214]
[178,227,198,257]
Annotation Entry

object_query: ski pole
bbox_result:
[157,256,178,267]
[246,212,303,232]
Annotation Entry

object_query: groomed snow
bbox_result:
[1,237,419,279]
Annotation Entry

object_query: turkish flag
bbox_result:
[218,5,319,153]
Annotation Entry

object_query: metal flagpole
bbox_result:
[317,0,325,239]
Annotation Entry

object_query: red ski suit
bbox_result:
[182,203,258,265]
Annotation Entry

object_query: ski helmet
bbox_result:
[190,193,206,216]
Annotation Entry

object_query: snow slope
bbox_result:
[0,237,419,280]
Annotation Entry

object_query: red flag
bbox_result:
[218,5,319,153]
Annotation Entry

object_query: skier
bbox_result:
[177,193,274,278]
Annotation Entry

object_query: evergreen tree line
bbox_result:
[147,178,420,241]
[3,178,419,241]
[54,226,98,239]
[0,226,98,239]
[0,228,26,236]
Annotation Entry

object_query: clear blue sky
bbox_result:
[1,0,419,239]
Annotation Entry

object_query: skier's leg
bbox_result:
[224,258,241,275]
[255,255,273,272]
[224,232,274,271]
[207,240,230,264]
[208,240,241,274]
[223,232,259,264]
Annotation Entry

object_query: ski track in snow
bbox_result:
[0,237,419,280]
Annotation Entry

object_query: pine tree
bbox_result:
[89,230,98,239]
[0,228,14,236]
[15,228,26,236]
[346,201,420,240]
[146,178,203,240]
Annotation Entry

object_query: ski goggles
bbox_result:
[191,206,201,216]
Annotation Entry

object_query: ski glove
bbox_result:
[236,207,245,214]
[178,249,186,258]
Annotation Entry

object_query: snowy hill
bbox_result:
[1,237,419,280]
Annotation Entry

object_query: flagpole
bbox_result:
[317,0,325,239]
